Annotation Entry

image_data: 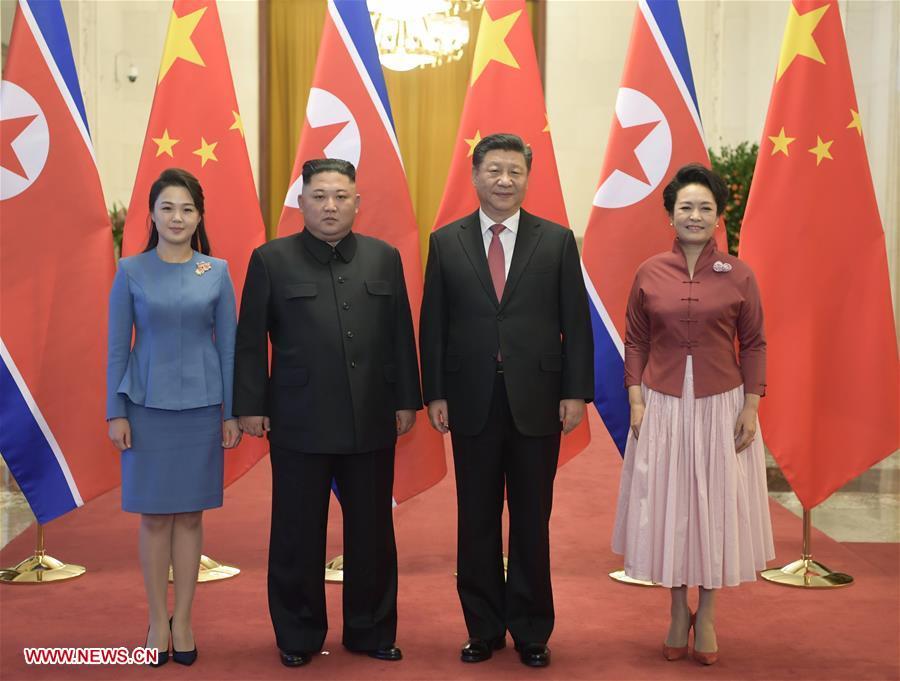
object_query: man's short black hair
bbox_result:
[472,133,533,172]
[662,163,729,216]
[302,158,357,185]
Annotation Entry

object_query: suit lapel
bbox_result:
[457,211,500,307]
[499,210,542,310]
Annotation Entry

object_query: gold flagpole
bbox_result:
[761,508,853,588]
[0,524,85,583]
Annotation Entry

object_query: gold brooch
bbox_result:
[195,261,212,276]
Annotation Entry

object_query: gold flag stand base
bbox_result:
[167,555,240,583]
[0,525,85,584]
[325,555,344,583]
[761,509,853,588]
[608,569,658,587]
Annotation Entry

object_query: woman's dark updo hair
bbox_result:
[143,168,211,255]
[662,163,729,217]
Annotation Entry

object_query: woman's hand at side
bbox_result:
[108,418,131,451]
[734,393,761,453]
[628,385,645,440]
[223,418,242,449]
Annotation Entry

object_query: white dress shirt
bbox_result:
[479,209,519,278]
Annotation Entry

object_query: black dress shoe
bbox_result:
[461,637,506,663]
[515,643,550,668]
[172,647,198,666]
[145,626,169,667]
[280,650,312,667]
[367,646,403,661]
[169,618,197,666]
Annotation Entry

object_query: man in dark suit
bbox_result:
[420,133,594,668]
[234,159,420,667]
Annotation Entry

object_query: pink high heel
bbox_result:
[691,613,718,665]
[662,612,695,661]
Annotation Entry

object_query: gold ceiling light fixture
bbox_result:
[368,0,485,72]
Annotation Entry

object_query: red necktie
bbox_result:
[488,223,506,301]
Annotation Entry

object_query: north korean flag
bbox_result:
[1,0,115,523]
[277,0,445,503]
[581,0,725,454]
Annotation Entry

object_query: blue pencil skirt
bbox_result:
[121,401,224,514]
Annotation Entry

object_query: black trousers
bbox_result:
[450,373,561,646]
[268,446,397,654]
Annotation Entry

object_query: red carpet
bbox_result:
[1,410,897,680]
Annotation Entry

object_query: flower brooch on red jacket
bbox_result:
[712,260,732,273]
[195,261,212,276]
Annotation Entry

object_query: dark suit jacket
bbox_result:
[419,209,594,437]
[233,229,422,454]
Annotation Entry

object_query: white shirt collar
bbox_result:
[479,209,520,236]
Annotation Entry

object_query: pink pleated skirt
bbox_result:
[611,357,775,588]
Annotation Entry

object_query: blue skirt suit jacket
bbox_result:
[106,249,237,513]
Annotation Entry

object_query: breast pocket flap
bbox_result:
[365,280,392,296]
[285,283,317,299]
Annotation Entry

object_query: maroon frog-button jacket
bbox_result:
[624,238,766,398]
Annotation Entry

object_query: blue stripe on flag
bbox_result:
[0,358,79,524]
[645,0,699,116]
[588,301,630,455]
[333,0,396,131]
[26,0,90,136]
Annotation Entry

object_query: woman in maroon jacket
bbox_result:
[612,164,774,666]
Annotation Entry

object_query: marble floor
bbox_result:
[767,450,900,543]
[1,450,898,554]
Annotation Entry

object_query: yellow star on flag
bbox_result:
[846,109,862,136]
[543,113,551,133]
[808,135,833,165]
[470,9,521,86]
[193,137,218,167]
[768,127,796,156]
[152,129,179,157]
[465,130,482,157]
[158,7,207,83]
[229,111,244,138]
[776,4,828,81]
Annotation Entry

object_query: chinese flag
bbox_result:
[122,0,267,486]
[739,0,899,509]
[432,0,589,464]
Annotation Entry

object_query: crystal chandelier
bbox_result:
[368,0,485,72]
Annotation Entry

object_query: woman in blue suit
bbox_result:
[107,168,241,666]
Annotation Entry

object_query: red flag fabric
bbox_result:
[739,0,899,509]
[432,0,590,464]
[122,0,267,486]
[276,0,445,503]
[0,0,115,523]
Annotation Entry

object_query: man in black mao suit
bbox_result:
[419,134,594,668]
[234,159,420,667]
